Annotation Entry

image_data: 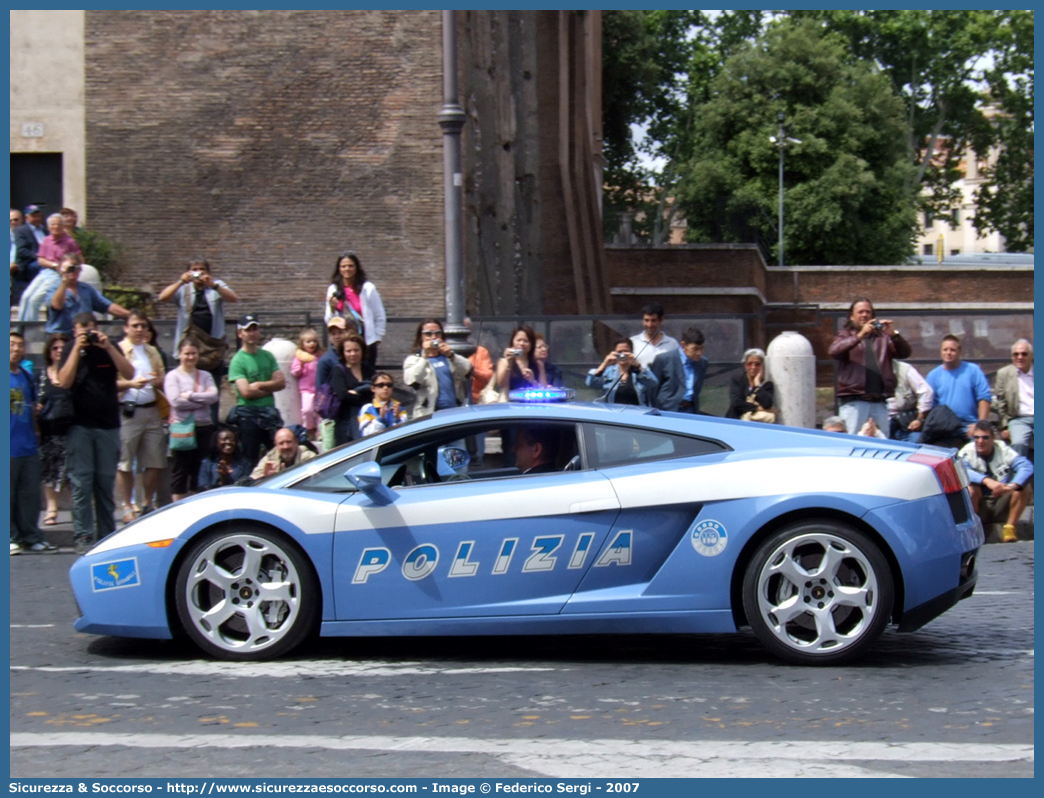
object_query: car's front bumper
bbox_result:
[69,541,184,639]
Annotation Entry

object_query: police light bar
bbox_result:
[508,387,574,403]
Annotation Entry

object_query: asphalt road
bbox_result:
[9,542,1034,779]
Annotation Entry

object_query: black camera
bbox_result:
[121,401,137,419]
[86,330,101,344]
[871,320,884,332]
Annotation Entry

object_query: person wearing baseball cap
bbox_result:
[11,205,45,305]
[227,313,285,465]
[316,316,352,389]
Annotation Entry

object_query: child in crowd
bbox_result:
[290,328,323,439]
[358,372,407,437]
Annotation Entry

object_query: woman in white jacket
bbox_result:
[402,319,473,419]
[324,251,387,367]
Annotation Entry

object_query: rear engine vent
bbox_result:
[850,448,905,461]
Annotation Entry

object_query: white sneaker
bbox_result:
[10,542,21,555]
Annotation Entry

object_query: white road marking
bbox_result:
[10,733,1033,778]
[10,661,556,678]
[975,591,1032,596]
[10,624,56,628]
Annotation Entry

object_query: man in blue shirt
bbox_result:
[926,335,991,436]
[10,331,57,553]
[650,326,710,413]
[45,252,130,334]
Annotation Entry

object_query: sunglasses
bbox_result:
[971,435,993,441]
[1013,352,1030,357]
[421,330,442,337]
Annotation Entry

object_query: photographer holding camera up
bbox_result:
[829,296,911,436]
[56,312,136,553]
[157,258,239,351]
[45,252,131,335]
[403,319,473,420]
[586,338,658,406]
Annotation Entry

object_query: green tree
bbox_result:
[677,18,917,265]
[971,10,1034,250]
[602,10,763,243]
[793,9,1033,249]
[602,9,697,242]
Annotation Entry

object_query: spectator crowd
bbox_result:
[10,205,1034,551]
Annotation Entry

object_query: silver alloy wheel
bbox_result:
[178,531,310,658]
[743,523,893,664]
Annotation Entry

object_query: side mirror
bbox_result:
[437,446,471,478]
[345,462,397,506]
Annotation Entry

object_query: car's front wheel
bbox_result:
[742,520,894,665]
[175,528,318,660]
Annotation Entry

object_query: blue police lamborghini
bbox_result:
[70,399,982,665]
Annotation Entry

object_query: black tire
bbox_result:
[741,520,894,665]
[174,528,319,660]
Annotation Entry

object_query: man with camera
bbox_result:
[828,297,911,436]
[115,310,168,523]
[45,252,131,335]
[57,312,136,552]
[157,257,238,356]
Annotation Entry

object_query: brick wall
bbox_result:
[84,10,446,325]
[606,245,1034,382]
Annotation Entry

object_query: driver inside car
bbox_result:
[512,426,559,475]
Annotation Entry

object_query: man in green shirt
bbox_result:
[228,314,286,464]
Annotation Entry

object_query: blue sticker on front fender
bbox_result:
[90,558,141,592]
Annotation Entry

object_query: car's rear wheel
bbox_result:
[742,520,894,665]
[175,528,318,660]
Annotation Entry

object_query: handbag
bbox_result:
[741,409,776,424]
[169,417,197,451]
[168,371,202,451]
[315,380,343,420]
[186,323,229,372]
[479,378,507,405]
[39,387,75,436]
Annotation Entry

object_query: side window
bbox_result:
[291,450,374,492]
[584,423,726,469]
[375,421,581,487]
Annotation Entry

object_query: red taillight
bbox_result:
[909,452,964,493]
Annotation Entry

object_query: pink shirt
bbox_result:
[37,234,81,266]
[291,354,318,393]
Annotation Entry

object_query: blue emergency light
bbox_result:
[507,386,574,403]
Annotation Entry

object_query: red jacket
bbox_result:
[828,328,911,399]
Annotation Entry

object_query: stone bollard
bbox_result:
[766,331,816,429]
[264,338,302,430]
